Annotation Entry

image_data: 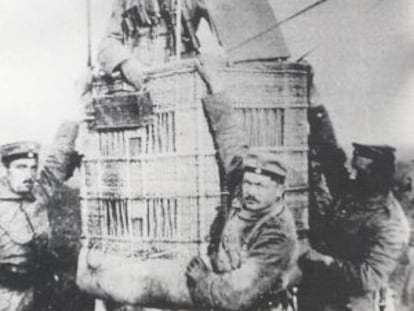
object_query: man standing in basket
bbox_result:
[185,61,300,311]
[98,0,291,91]
[297,90,410,310]
[0,121,79,311]
[98,0,210,90]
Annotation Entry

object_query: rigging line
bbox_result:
[228,0,332,53]
[86,0,92,68]
[295,0,386,62]
[296,45,319,62]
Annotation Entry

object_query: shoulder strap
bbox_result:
[243,206,285,247]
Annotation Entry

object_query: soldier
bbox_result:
[298,100,410,311]
[185,64,299,311]
[186,152,299,311]
[0,121,79,311]
[99,0,210,90]
[98,0,291,91]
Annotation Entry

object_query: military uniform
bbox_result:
[298,105,410,311]
[186,92,299,310]
[198,201,298,311]
[0,122,79,311]
[99,0,209,73]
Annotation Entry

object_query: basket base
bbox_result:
[76,246,203,308]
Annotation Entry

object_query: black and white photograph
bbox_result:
[0,1,413,310]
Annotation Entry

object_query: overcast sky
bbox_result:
[0,0,413,156]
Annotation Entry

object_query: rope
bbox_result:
[228,0,331,53]
[295,0,386,61]
[86,0,92,68]
[296,45,319,62]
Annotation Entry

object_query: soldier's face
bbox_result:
[6,158,38,194]
[349,155,374,181]
[242,172,284,211]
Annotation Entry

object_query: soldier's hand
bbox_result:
[196,54,225,94]
[186,256,210,283]
[308,72,323,108]
[65,151,84,181]
[309,82,321,108]
[76,68,93,97]
[120,58,148,91]
[300,248,334,268]
[186,256,212,307]
[86,248,104,270]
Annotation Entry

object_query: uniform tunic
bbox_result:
[204,203,298,311]
[0,122,78,311]
[300,105,410,311]
[98,0,209,73]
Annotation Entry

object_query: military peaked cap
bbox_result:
[0,141,40,165]
[244,151,287,182]
[352,143,396,162]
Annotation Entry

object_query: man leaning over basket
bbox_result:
[184,60,300,311]
[297,85,410,311]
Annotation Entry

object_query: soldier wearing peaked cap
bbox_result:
[185,66,299,311]
[0,122,80,311]
[0,141,40,163]
[0,142,40,196]
[298,98,410,311]
[352,143,396,160]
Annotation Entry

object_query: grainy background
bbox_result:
[0,2,412,310]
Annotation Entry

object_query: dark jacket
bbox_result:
[189,92,299,311]
[301,105,410,311]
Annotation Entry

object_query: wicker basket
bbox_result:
[80,59,311,259]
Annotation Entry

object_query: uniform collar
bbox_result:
[237,199,284,222]
[346,191,391,211]
[365,193,390,204]
[0,176,35,201]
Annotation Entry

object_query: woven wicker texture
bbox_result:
[80,60,311,259]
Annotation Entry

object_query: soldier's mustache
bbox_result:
[245,195,259,203]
